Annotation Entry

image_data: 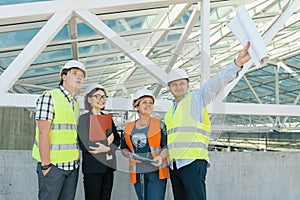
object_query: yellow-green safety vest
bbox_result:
[32,89,80,164]
[165,93,211,161]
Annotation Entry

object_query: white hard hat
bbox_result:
[167,68,189,84]
[133,89,155,106]
[60,60,87,77]
[85,83,105,95]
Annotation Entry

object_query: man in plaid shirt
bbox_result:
[32,60,87,200]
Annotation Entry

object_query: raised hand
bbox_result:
[235,41,251,67]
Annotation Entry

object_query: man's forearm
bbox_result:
[39,132,50,165]
[38,120,52,165]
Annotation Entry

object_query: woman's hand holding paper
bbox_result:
[89,142,111,154]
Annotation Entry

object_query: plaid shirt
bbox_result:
[35,85,80,170]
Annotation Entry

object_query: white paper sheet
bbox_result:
[228,6,270,67]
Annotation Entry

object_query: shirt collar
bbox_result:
[172,92,189,106]
[59,85,77,102]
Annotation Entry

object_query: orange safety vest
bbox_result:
[124,118,169,184]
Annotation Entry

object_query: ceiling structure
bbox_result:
[0,0,300,151]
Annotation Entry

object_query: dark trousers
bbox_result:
[36,163,79,200]
[83,168,114,200]
[170,160,208,200]
[134,171,167,200]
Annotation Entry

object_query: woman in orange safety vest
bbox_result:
[121,89,169,200]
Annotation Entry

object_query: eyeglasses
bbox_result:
[91,94,108,100]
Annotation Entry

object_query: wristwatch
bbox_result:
[41,163,52,170]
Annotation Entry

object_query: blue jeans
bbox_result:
[134,171,167,200]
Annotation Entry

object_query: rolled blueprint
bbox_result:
[228,6,270,67]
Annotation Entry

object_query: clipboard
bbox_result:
[89,114,112,142]
[125,152,158,163]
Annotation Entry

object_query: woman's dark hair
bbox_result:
[84,87,107,112]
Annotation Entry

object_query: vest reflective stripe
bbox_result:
[34,140,78,151]
[168,142,207,149]
[35,123,77,131]
[167,126,210,137]
[50,143,78,150]
[165,93,211,161]
[150,147,161,153]
[32,89,80,164]
[129,165,136,172]
[161,162,169,168]
[167,131,210,146]
[124,118,169,184]
[52,124,77,130]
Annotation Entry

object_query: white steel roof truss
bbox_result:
[75,10,167,85]
[112,3,192,95]
[243,76,275,125]
[0,0,299,125]
[0,11,72,93]
[1,92,300,117]
[153,5,200,96]
[214,0,300,102]
[0,0,200,24]
[200,0,211,83]
[69,16,79,60]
